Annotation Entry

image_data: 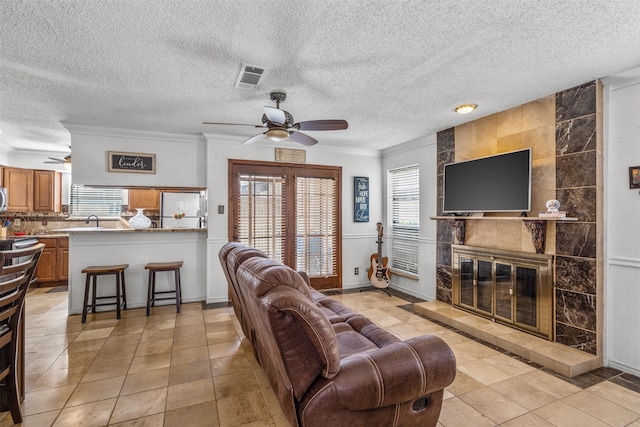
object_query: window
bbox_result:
[388,165,419,275]
[69,185,124,217]
[295,176,338,277]
[230,160,342,290]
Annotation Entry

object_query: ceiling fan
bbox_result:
[44,150,72,170]
[203,91,348,146]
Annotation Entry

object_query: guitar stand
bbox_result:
[378,287,392,297]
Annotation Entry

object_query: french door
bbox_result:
[229,160,342,290]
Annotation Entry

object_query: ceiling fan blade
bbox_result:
[288,131,318,146]
[45,157,66,163]
[294,120,348,131]
[203,121,264,128]
[241,133,267,145]
[264,106,286,124]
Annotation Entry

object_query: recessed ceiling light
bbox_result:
[455,104,477,114]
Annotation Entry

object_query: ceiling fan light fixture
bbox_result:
[455,103,478,114]
[266,128,289,141]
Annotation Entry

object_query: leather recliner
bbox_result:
[219,242,456,427]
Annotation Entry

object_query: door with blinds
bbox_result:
[229,160,342,290]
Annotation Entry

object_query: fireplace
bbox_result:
[452,244,554,340]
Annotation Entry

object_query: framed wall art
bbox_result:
[630,166,640,189]
[108,151,156,174]
[354,176,369,222]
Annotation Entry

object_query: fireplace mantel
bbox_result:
[430,216,577,254]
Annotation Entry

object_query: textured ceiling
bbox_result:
[1,0,640,155]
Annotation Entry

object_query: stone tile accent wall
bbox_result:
[436,128,455,304]
[434,80,602,356]
[554,81,599,354]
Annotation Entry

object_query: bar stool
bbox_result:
[81,264,129,323]
[145,261,183,316]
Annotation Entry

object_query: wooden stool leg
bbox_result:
[151,271,156,307]
[146,269,153,316]
[115,273,121,320]
[174,268,181,313]
[121,271,127,309]
[6,367,21,424]
[91,274,97,314]
[82,273,91,323]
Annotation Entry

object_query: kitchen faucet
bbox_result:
[85,215,99,227]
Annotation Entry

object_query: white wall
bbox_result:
[64,124,206,188]
[603,68,640,376]
[381,134,438,300]
[204,134,382,304]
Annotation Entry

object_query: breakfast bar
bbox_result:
[66,228,207,316]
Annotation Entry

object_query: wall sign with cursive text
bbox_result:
[354,176,369,222]
[107,151,156,174]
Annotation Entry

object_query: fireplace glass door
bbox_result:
[495,263,513,321]
[451,245,553,340]
[476,260,493,314]
[515,266,537,327]
[459,257,474,308]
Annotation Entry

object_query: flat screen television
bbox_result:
[443,148,531,214]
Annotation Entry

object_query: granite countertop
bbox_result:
[1,228,207,239]
[62,227,206,234]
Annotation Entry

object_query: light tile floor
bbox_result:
[1,287,639,426]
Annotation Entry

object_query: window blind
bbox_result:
[388,165,419,274]
[237,174,286,262]
[69,185,124,217]
[295,176,338,276]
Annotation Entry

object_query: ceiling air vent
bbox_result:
[235,63,268,90]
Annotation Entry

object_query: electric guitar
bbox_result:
[369,222,391,288]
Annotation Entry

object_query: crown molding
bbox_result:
[60,122,206,144]
[382,133,436,157]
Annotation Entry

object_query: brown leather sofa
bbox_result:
[219,242,456,427]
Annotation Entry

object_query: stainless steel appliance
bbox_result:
[160,192,205,228]
[0,187,7,212]
[1,237,39,265]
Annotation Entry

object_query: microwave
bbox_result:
[0,187,6,212]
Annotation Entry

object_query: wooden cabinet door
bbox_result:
[34,170,62,212]
[56,238,69,281]
[35,238,58,283]
[57,247,69,281]
[36,247,56,283]
[3,167,33,211]
[128,189,160,210]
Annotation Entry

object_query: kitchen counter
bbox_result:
[67,229,207,315]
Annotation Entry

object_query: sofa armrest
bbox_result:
[332,334,456,410]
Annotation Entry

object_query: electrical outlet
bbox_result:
[354,267,359,275]
[218,205,224,214]
[42,219,48,226]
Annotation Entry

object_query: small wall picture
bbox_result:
[630,166,640,189]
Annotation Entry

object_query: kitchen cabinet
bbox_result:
[1,167,62,213]
[3,167,33,212]
[128,189,160,211]
[34,170,62,212]
[35,237,68,286]
[57,238,69,281]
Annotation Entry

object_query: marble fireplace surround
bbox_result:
[434,81,603,361]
